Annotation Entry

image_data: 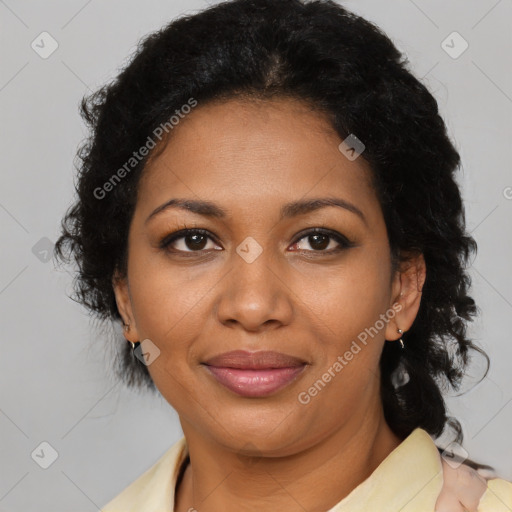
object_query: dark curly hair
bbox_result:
[54,0,491,459]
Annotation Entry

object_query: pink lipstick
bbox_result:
[203,350,307,397]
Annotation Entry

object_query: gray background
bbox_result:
[0,0,511,510]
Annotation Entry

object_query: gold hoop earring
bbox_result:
[128,340,141,351]
[397,328,405,349]
[123,323,140,351]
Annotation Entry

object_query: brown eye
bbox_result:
[183,233,208,250]
[307,234,330,251]
[289,228,354,254]
[160,229,222,253]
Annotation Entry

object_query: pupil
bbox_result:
[186,234,207,250]
[310,234,328,250]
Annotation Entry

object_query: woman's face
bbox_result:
[114,97,416,455]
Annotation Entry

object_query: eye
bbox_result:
[289,228,354,254]
[159,228,222,254]
[159,227,354,256]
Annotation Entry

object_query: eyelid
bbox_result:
[290,227,354,248]
[159,226,354,253]
[158,227,221,250]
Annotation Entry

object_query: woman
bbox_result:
[54,0,512,510]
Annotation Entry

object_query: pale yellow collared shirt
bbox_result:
[102,428,512,511]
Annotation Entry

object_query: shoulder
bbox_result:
[437,458,512,512]
[102,437,188,512]
[478,477,512,512]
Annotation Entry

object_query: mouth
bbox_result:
[202,350,308,398]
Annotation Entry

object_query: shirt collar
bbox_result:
[104,427,444,511]
[327,427,443,511]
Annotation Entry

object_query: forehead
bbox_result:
[137,97,378,219]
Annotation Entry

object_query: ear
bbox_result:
[385,252,426,341]
[112,269,140,343]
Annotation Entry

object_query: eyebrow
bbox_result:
[145,197,367,226]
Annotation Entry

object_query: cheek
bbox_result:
[126,249,215,387]
[127,249,213,339]
[299,250,391,333]
[296,251,391,401]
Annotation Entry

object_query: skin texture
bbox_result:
[113,97,428,512]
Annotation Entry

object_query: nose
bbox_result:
[214,246,294,332]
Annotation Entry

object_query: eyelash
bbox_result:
[158,226,355,256]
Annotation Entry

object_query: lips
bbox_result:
[202,350,308,397]
[204,350,306,369]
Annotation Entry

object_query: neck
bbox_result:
[174,410,402,512]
